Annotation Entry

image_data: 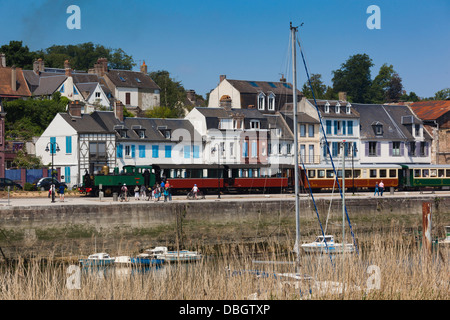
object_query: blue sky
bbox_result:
[1,0,449,99]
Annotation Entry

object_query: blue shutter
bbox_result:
[334,121,338,135]
[139,145,145,158]
[117,144,123,158]
[65,167,71,183]
[243,142,248,158]
[152,145,159,158]
[184,145,190,158]
[347,121,353,135]
[343,121,346,135]
[323,144,327,157]
[353,142,357,157]
[165,145,172,158]
[326,120,332,135]
[332,142,338,157]
[193,145,199,158]
[50,137,56,154]
[131,145,135,158]
[65,136,72,154]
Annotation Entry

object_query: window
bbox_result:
[325,102,330,113]
[375,124,383,135]
[389,169,397,178]
[287,143,292,154]
[230,142,235,157]
[90,142,106,159]
[308,125,314,137]
[308,170,316,178]
[152,145,159,158]
[423,169,429,177]
[430,169,437,177]
[125,92,131,105]
[66,136,72,154]
[326,170,334,178]
[139,145,145,158]
[370,169,377,178]
[347,121,353,135]
[268,93,275,111]
[233,119,241,129]
[414,169,421,177]
[335,104,340,114]
[300,145,306,161]
[446,169,450,177]
[380,169,387,178]
[165,145,172,158]
[73,86,78,95]
[438,169,444,177]
[257,93,265,110]
[268,143,272,155]
[409,142,416,156]
[278,143,282,154]
[250,120,260,129]
[125,145,131,157]
[392,142,401,156]
[318,170,325,178]
[95,92,101,98]
[346,104,351,114]
[248,81,259,87]
[309,145,314,163]
[251,141,257,158]
[326,120,332,135]
[369,142,378,156]
[300,124,306,137]
[415,124,420,137]
[420,142,427,156]
[60,84,65,93]
[184,145,190,159]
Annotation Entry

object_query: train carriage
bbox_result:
[399,164,450,190]
[300,164,402,192]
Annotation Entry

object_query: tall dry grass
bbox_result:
[0,232,448,300]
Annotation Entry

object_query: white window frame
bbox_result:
[257,92,266,110]
[267,93,275,111]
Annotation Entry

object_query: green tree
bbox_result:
[0,41,37,69]
[369,63,395,103]
[149,70,186,118]
[301,74,327,99]
[434,88,450,100]
[332,53,374,103]
[385,73,403,102]
[144,106,180,119]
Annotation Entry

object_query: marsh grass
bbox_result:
[0,229,448,300]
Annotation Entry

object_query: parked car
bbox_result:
[0,178,23,191]
[32,177,67,191]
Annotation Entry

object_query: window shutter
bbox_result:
[117,145,123,158]
[131,145,135,158]
[334,121,338,135]
[377,142,381,156]
[342,121,346,135]
[353,142,357,157]
[400,142,404,156]
[347,121,353,135]
[365,142,369,156]
[332,142,338,157]
[66,136,72,154]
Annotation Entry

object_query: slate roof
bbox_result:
[0,67,32,97]
[226,79,301,96]
[59,112,113,133]
[352,103,431,141]
[265,114,294,140]
[105,70,160,90]
[194,107,269,130]
[32,75,67,96]
[308,99,360,118]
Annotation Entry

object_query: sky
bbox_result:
[0,0,449,99]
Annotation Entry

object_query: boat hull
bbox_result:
[79,259,115,266]
[301,244,355,254]
[130,257,165,266]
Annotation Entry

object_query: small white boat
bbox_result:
[79,252,116,266]
[301,235,355,254]
[146,246,202,262]
[438,226,450,245]
[114,256,132,264]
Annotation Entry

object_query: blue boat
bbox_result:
[130,254,165,266]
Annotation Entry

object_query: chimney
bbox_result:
[68,100,82,117]
[38,58,44,72]
[64,60,72,77]
[140,60,148,74]
[219,95,232,111]
[220,75,226,83]
[0,53,5,68]
[280,74,286,83]
[11,65,16,92]
[33,59,39,73]
[186,89,196,102]
[114,100,124,122]
[338,92,347,102]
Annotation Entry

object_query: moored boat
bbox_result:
[79,252,116,266]
[301,235,355,254]
[130,253,165,266]
[146,246,202,262]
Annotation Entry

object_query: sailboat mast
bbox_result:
[291,22,301,256]
[342,142,345,253]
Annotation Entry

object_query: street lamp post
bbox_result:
[45,141,60,203]
[211,144,221,199]
[349,143,358,195]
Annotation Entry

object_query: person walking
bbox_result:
[165,180,172,201]
[59,184,65,202]
[192,184,198,200]
[134,185,140,200]
[379,180,385,196]
[140,184,147,200]
[374,181,380,196]
[121,183,128,202]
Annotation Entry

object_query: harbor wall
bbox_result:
[0,196,449,259]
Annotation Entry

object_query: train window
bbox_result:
[438,169,444,177]
[446,169,450,177]
[308,170,315,178]
[380,169,387,178]
[414,169,421,177]
[389,169,397,178]
[337,171,342,178]
[430,169,437,177]
[354,170,361,178]
[423,169,429,177]
[345,170,352,178]
[318,170,325,178]
[370,169,377,178]
[326,170,334,178]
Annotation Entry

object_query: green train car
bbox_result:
[79,165,156,196]
[399,164,450,191]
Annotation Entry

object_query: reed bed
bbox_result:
[0,231,448,300]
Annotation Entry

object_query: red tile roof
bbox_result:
[410,100,450,120]
[0,67,32,97]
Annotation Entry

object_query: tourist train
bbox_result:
[78,163,450,197]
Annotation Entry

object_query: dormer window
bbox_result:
[257,92,265,110]
[335,102,340,114]
[250,120,260,129]
[267,93,275,111]
[114,125,128,138]
[132,125,145,138]
[372,122,383,136]
[325,101,330,113]
[158,126,171,139]
[346,103,351,114]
